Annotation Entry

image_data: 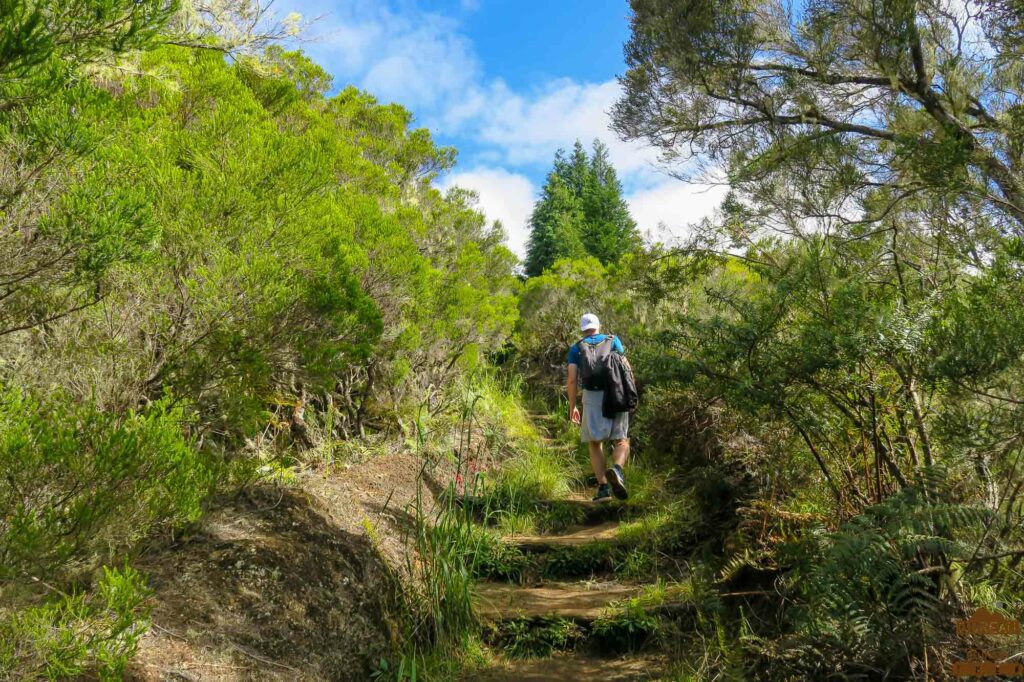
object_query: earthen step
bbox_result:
[507,521,620,551]
[476,652,669,681]
[455,495,635,526]
[553,496,629,514]
[474,581,642,621]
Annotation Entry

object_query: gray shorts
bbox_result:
[580,389,629,443]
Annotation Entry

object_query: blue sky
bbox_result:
[457,1,632,90]
[279,0,725,256]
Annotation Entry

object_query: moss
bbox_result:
[482,603,669,660]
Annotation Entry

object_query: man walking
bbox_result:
[567,313,629,502]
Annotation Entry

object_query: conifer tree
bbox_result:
[581,140,640,266]
[524,140,639,277]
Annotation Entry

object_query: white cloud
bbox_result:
[627,180,728,245]
[475,79,618,155]
[440,168,537,257]
[293,2,662,175]
[360,20,479,109]
[441,78,664,182]
[295,2,659,169]
[290,1,480,110]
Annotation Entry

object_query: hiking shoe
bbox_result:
[593,484,613,503]
[606,464,629,500]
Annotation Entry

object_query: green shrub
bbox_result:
[533,501,587,532]
[590,604,660,654]
[467,530,530,583]
[486,617,584,658]
[0,386,213,583]
[541,542,618,579]
[0,565,151,680]
[772,474,994,678]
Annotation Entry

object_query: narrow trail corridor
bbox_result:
[466,414,682,680]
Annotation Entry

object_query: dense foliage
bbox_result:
[519,220,1024,678]
[7,0,1024,677]
[524,140,640,277]
[0,1,516,677]
[509,0,1024,676]
[511,0,1024,676]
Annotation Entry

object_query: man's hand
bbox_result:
[570,405,581,424]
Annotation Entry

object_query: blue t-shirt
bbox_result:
[567,334,625,366]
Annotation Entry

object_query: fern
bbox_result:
[778,468,991,677]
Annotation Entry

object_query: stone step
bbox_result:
[506,520,621,552]
[474,581,642,621]
[475,652,669,681]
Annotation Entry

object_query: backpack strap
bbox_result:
[577,335,611,346]
[577,335,613,355]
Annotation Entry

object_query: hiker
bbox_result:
[567,313,630,502]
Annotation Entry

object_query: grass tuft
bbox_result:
[485,617,585,658]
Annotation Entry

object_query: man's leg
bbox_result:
[589,440,613,501]
[606,438,630,500]
[589,440,607,483]
[611,438,630,468]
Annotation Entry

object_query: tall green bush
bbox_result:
[1,1,518,677]
[0,388,210,582]
[0,566,151,680]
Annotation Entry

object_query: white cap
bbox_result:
[580,313,600,332]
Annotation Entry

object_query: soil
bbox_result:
[477,653,669,681]
[509,521,622,549]
[128,452,457,681]
[473,581,644,620]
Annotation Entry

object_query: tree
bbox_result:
[524,140,639,276]
[524,174,587,276]
[613,0,1024,241]
[581,141,639,265]
[0,0,174,341]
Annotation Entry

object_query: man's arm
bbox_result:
[567,364,581,424]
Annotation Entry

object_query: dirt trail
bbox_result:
[469,499,675,680]
[508,520,621,549]
[128,413,672,680]
[479,652,668,681]
[467,413,679,679]
[475,581,644,619]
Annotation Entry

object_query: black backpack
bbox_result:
[576,336,615,390]
[602,352,639,418]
